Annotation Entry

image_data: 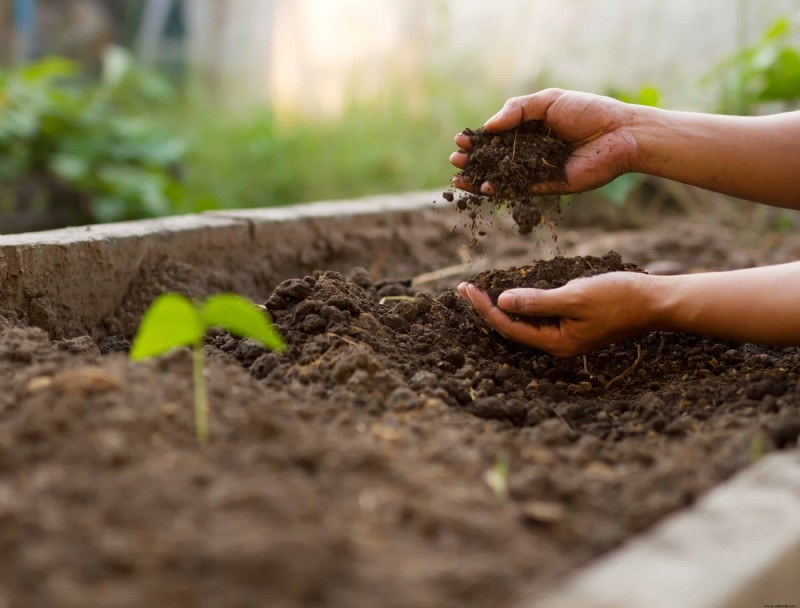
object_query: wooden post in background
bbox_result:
[184,0,275,111]
[12,0,37,64]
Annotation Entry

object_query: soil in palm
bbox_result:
[445,120,572,235]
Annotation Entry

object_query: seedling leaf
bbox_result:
[130,294,203,360]
[200,294,286,353]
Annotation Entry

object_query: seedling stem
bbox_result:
[193,343,209,443]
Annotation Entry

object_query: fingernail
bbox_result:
[464,284,478,303]
[486,111,502,125]
[498,291,516,308]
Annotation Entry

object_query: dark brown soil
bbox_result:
[447,121,572,235]
[0,220,799,608]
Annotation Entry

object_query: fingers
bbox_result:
[497,287,576,317]
[458,283,565,352]
[484,88,565,133]
[450,175,479,194]
[449,151,468,169]
[451,132,472,189]
[529,181,574,195]
[449,176,495,197]
[454,132,471,151]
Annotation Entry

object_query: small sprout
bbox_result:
[749,434,766,462]
[130,293,285,443]
[484,450,511,502]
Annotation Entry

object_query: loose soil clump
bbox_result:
[447,121,572,235]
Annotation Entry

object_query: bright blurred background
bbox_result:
[1,0,799,232]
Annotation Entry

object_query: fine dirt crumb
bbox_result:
[446,121,572,236]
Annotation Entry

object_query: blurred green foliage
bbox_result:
[180,87,489,212]
[5,15,799,227]
[1,50,492,225]
[606,85,661,108]
[704,17,800,115]
[0,47,185,223]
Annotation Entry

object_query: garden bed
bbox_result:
[0,192,799,607]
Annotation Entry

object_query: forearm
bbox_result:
[650,262,800,345]
[632,107,800,209]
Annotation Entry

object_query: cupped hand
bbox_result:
[457,272,661,357]
[450,88,640,196]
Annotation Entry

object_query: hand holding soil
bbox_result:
[460,258,800,356]
[458,253,655,357]
[459,273,659,357]
[450,88,639,195]
[453,88,800,355]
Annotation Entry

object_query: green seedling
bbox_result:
[130,293,285,442]
[484,450,511,503]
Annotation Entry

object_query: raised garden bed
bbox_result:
[0,192,798,607]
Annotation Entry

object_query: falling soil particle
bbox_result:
[445,120,572,236]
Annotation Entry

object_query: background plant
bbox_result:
[0,47,186,223]
[704,16,800,115]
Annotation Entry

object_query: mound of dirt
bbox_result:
[446,121,572,235]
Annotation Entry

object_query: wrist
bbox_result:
[625,104,669,175]
[641,274,685,332]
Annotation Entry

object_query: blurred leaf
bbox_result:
[763,17,790,41]
[758,48,800,101]
[607,85,661,107]
[599,173,642,207]
[20,57,79,83]
[92,196,130,223]
[636,86,660,107]
[704,15,800,114]
[102,45,133,88]
[50,154,89,181]
[130,294,203,360]
[200,294,286,353]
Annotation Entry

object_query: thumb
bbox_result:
[484,105,523,133]
[497,288,571,317]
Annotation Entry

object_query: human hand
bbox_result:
[457,272,662,357]
[450,89,640,196]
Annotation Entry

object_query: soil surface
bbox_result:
[0,216,799,608]
[447,121,572,235]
